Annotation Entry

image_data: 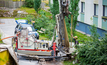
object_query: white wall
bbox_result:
[84,0,94,25]
[78,0,103,29]
[98,0,103,28]
[78,0,81,21]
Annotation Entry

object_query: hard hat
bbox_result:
[74,36,78,39]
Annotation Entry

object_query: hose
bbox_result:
[0,36,15,41]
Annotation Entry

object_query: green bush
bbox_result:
[34,10,55,39]
[26,14,35,24]
[77,25,107,65]
[50,0,59,20]
[24,0,34,8]
[34,0,41,13]
[0,34,3,43]
[26,10,55,39]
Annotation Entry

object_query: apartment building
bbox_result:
[76,0,107,37]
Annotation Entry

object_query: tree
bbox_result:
[50,0,59,20]
[24,0,34,8]
[34,0,41,13]
[69,0,79,35]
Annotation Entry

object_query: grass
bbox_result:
[15,17,27,20]
[39,9,52,18]
[0,34,3,44]
[63,61,78,65]
[16,7,36,14]
[39,33,49,40]
[75,31,91,43]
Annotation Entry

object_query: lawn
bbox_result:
[39,33,49,40]
[0,34,3,43]
[75,31,91,43]
[15,18,27,20]
[16,7,36,14]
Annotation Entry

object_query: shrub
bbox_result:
[12,10,18,17]
[24,0,34,8]
[77,25,107,65]
[50,0,59,20]
[34,10,55,39]
[34,0,41,13]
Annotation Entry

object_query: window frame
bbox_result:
[81,2,85,13]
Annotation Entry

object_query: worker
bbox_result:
[71,35,79,48]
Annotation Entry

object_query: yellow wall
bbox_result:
[0,50,10,65]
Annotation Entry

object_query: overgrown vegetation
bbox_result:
[0,34,3,43]
[26,9,55,39]
[34,0,41,13]
[76,25,107,65]
[69,0,79,35]
[50,0,59,20]
[24,0,34,8]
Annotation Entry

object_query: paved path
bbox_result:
[0,19,16,45]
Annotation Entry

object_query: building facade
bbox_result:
[76,0,107,37]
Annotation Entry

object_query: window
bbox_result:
[94,4,98,15]
[103,5,107,16]
[16,25,19,28]
[81,2,85,13]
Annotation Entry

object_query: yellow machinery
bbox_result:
[0,44,18,65]
[0,49,10,65]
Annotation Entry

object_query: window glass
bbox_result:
[105,6,107,16]
[96,4,98,15]
[16,25,19,28]
[94,4,98,15]
[83,2,85,12]
[19,26,22,30]
[103,5,107,16]
[27,27,32,31]
[81,2,85,12]
[27,26,35,31]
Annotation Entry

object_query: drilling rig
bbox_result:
[55,0,73,54]
[11,0,74,58]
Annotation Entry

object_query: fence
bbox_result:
[0,0,24,8]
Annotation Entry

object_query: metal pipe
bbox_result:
[71,15,73,48]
